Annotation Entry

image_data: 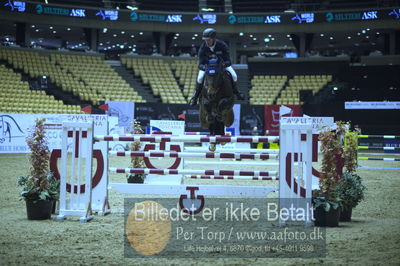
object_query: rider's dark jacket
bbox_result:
[198,39,231,70]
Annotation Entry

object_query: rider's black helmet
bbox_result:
[202,28,217,40]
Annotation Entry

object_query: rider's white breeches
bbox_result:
[197,66,237,84]
[226,66,237,82]
[197,70,205,84]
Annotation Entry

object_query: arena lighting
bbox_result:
[49,26,53,29]
[264,38,270,42]
[201,8,214,12]
[103,28,108,33]
[330,36,333,40]
[284,9,295,13]
[31,25,35,28]
[67,28,71,31]
[121,31,125,34]
[249,34,253,37]
[130,35,134,38]
[348,36,351,39]
[139,32,143,35]
[253,37,257,40]
[126,6,138,11]
[44,0,48,4]
[320,33,324,37]
[239,32,243,36]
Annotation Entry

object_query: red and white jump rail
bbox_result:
[109,150,277,160]
[109,167,278,177]
[184,147,280,154]
[188,175,279,181]
[94,134,279,143]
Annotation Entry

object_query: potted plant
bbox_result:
[334,172,366,222]
[335,129,366,221]
[127,120,147,183]
[312,190,341,227]
[17,118,59,220]
[312,122,346,227]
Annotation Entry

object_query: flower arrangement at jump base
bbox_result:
[312,121,346,227]
[127,120,147,183]
[334,126,366,222]
[18,118,59,220]
[313,121,366,226]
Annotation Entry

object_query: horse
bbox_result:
[198,58,234,151]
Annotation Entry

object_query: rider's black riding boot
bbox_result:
[232,81,245,100]
[189,83,203,106]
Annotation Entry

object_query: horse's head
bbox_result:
[204,58,225,100]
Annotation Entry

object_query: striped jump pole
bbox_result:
[188,175,279,181]
[184,161,280,166]
[184,147,280,154]
[109,167,278,177]
[95,134,279,143]
[358,146,400,151]
[358,135,400,139]
[109,150,277,160]
[358,157,400,161]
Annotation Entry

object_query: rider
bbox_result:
[189,28,244,106]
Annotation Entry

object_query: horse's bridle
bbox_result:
[204,62,225,100]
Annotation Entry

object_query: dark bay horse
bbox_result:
[199,58,234,151]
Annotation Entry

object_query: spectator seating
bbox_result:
[0,48,144,108]
[51,54,144,104]
[0,64,83,114]
[170,59,197,101]
[122,57,186,104]
[276,75,332,105]
[249,75,287,105]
